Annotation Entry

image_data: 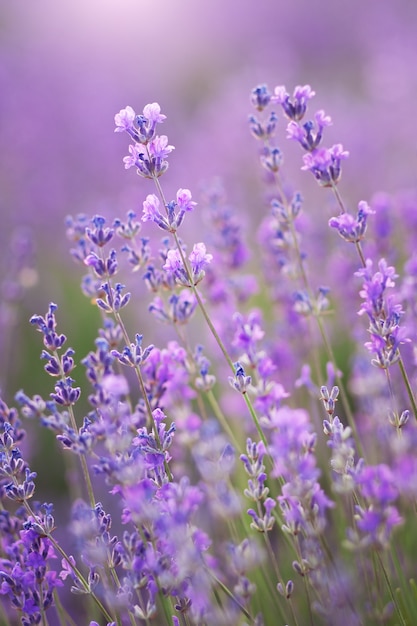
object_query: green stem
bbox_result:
[49,536,113,623]
[375,551,407,626]
[206,388,240,447]
[398,356,417,422]
[209,572,255,622]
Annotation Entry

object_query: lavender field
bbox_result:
[1,1,417,625]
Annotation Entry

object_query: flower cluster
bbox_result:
[356,258,408,369]
[1,86,417,626]
[271,85,349,188]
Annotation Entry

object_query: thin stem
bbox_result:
[69,409,96,508]
[49,536,113,623]
[260,531,295,625]
[354,240,367,268]
[53,349,96,508]
[398,356,417,422]
[206,388,240,447]
[209,572,255,622]
[330,181,346,215]
[375,551,407,626]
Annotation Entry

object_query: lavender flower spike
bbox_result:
[272,84,316,121]
[329,200,375,243]
[301,144,349,187]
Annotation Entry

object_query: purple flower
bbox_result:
[163,249,182,273]
[248,111,278,141]
[115,102,166,146]
[355,258,408,368]
[142,194,162,223]
[329,201,375,243]
[142,102,166,124]
[176,188,197,212]
[301,144,349,187]
[356,258,397,317]
[351,465,402,549]
[229,362,252,394]
[287,110,332,151]
[148,134,174,160]
[232,310,264,363]
[114,106,136,133]
[163,244,212,286]
[122,143,141,169]
[272,84,316,121]
[111,333,154,368]
[357,464,398,505]
[250,84,272,111]
[141,190,197,232]
[189,242,213,277]
[30,303,66,351]
[101,374,129,398]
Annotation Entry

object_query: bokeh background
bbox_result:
[2,0,417,401]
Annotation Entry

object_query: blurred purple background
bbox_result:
[2,0,417,234]
[2,0,417,393]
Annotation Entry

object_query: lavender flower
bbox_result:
[272,84,316,121]
[286,109,332,151]
[115,103,174,178]
[163,242,213,286]
[301,144,350,187]
[356,258,409,368]
[3,83,417,626]
[329,200,375,243]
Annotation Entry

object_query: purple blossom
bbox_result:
[301,144,349,187]
[356,258,398,318]
[189,242,213,277]
[115,102,166,145]
[249,111,278,141]
[272,84,316,121]
[163,249,182,273]
[323,414,361,494]
[111,334,154,368]
[122,143,142,169]
[286,110,332,151]
[30,303,66,351]
[163,243,213,286]
[329,200,375,243]
[142,102,166,124]
[229,362,252,394]
[114,105,136,133]
[141,190,197,232]
[176,188,197,212]
[232,310,264,363]
[86,215,115,247]
[355,258,408,368]
[357,464,398,505]
[101,374,129,398]
[3,81,417,626]
[148,134,174,160]
[142,193,163,223]
[353,464,402,549]
[250,84,272,111]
